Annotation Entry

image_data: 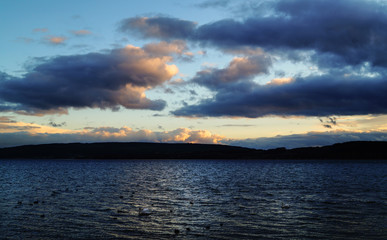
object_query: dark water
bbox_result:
[0,159,386,239]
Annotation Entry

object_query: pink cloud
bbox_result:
[45,36,67,45]
[71,30,92,36]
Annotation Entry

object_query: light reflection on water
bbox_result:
[0,159,386,239]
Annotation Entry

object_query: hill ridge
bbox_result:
[0,141,386,159]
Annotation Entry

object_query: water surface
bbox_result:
[1,159,386,239]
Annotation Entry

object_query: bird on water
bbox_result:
[281,202,290,209]
[138,207,152,216]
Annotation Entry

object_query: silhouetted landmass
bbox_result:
[0,141,386,159]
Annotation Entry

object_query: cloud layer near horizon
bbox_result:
[1,120,386,150]
[226,130,387,150]
[0,45,178,115]
[0,124,224,148]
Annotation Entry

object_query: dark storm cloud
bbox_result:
[0,45,178,115]
[117,1,387,119]
[119,16,197,40]
[123,0,387,67]
[173,74,387,118]
[195,0,387,66]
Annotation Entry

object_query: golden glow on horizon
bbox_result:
[0,120,76,134]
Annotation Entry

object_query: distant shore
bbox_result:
[0,141,386,160]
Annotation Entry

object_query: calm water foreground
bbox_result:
[0,159,386,239]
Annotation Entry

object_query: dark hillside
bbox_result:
[0,142,261,159]
[0,141,386,159]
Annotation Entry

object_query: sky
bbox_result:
[1,0,387,149]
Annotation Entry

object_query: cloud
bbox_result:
[267,77,294,86]
[164,88,174,94]
[191,55,271,90]
[71,30,92,36]
[45,36,67,45]
[157,0,387,119]
[0,119,71,134]
[143,40,188,57]
[328,116,337,125]
[319,116,337,129]
[189,90,197,95]
[1,122,386,150]
[0,124,40,131]
[48,121,66,127]
[222,46,266,56]
[0,44,179,115]
[123,1,387,67]
[173,73,387,118]
[119,16,197,40]
[227,130,387,149]
[0,126,225,148]
[220,124,255,127]
[0,116,16,123]
[196,0,231,8]
[196,0,270,18]
[196,0,387,66]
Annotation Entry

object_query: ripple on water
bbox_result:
[0,159,386,239]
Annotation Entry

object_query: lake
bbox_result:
[1,159,386,239]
